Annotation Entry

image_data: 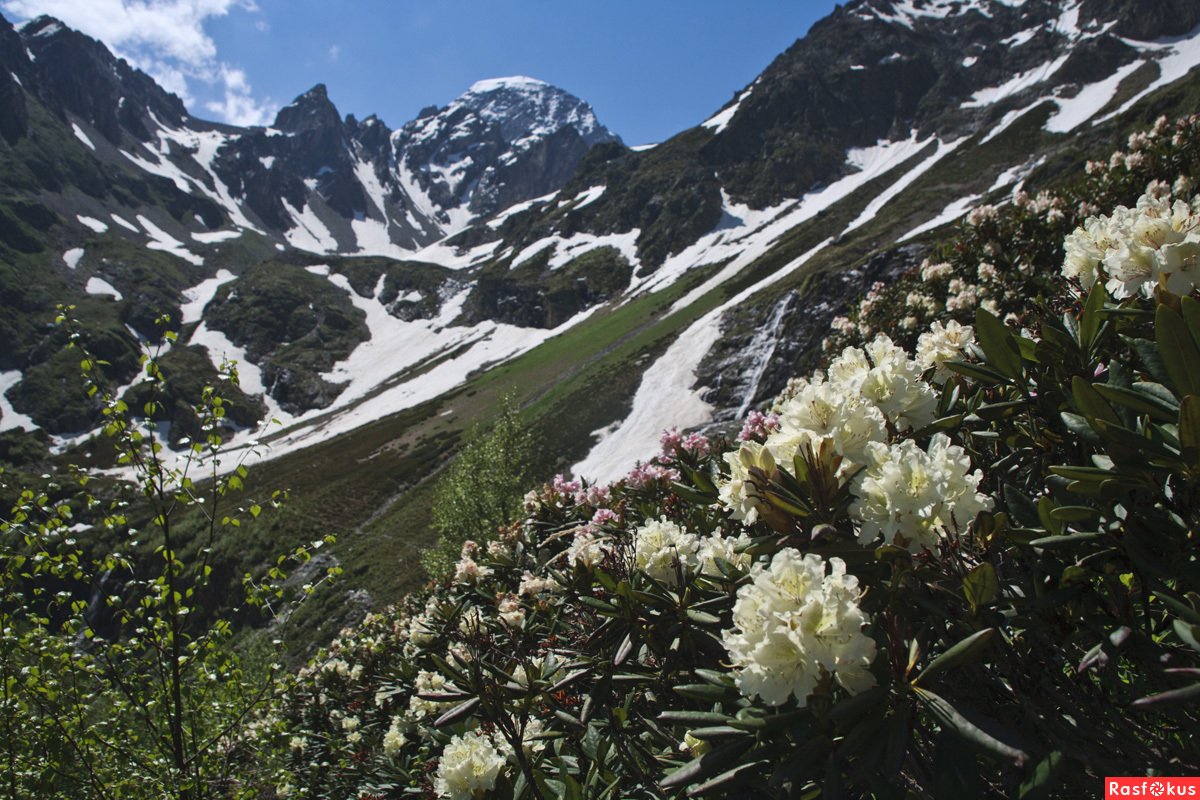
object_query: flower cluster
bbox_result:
[722,550,876,706]
[1062,191,1200,297]
[434,729,507,800]
[722,327,974,546]
[850,433,991,551]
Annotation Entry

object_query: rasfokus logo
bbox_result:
[1106,778,1200,798]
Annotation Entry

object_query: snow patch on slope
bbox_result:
[111,214,139,232]
[77,215,108,233]
[192,229,243,244]
[899,194,981,241]
[1044,60,1145,133]
[569,185,606,210]
[0,371,37,433]
[1102,25,1200,122]
[412,237,503,270]
[573,237,833,483]
[86,277,122,300]
[180,269,235,325]
[511,230,641,272]
[282,199,338,253]
[188,323,267,397]
[62,248,84,269]
[137,215,204,265]
[702,80,757,134]
[843,135,966,234]
[71,122,95,150]
[962,54,1070,108]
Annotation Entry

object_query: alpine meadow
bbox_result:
[2,0,1200,797]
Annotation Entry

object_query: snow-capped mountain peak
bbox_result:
[392,76,621,221]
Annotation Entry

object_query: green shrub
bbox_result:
[0,311,336,800]
[422,396,535,580]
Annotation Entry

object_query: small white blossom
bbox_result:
[382,717,408,755]
[718,441,775,524]
[453,556,493,585]
[566,528,607,569]
[697,530,753,577]
[497,595,525,630]
[407,670,456,719]
[633,518,701,586]
[916,319,974,383]
[517,570,560,597]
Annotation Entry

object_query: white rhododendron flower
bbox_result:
[856,335,938,431]
[517,570,560,597]
[719,441,775,524]
[722,550,875,706]
[566,528,607,569]
[497,595,525,630]
[774,375,888,465]
[850,433,992,552]
[382,717,408,755]
[433,729,506,800]
[916,319,975,382]
[1061,192,1200,297]
[697,529,753,577]
[633,518,701,585]
[406,670,455,719]
[453,556,492,585]
[920,259,954,282]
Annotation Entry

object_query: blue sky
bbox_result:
[1,0,839,144]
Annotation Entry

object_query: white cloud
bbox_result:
[204,64,271,126]
[1,0,275,125]
[328,44,339,62]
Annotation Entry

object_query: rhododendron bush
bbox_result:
[254,116,1200,798]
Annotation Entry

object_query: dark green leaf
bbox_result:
[1078,282,1108,350]
[1072,376,1120,425]
[1173,618,1200,653]
[674,683,733,703]
[1179,396,1200,467]
[945,360,1011,386]
[915,687,1029,766]
[659,738,755,790]
[1131,683,1200,708]
[1093,383,1178,423]
[1003,484,1040,528]
[684,725,750,740]
[658,711,732,726]
[1048,505,1100,522]
[913,628,996,687]
[1018,751,1065,800]
[963,563,998,614]
[433,696,480,728]
[1027,532,1105,548]
[687,759,770,797]
[1129,337,1174,387]
[975,308,1023,379]
[974,401,1028,421]
[1156,304,1200,396]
